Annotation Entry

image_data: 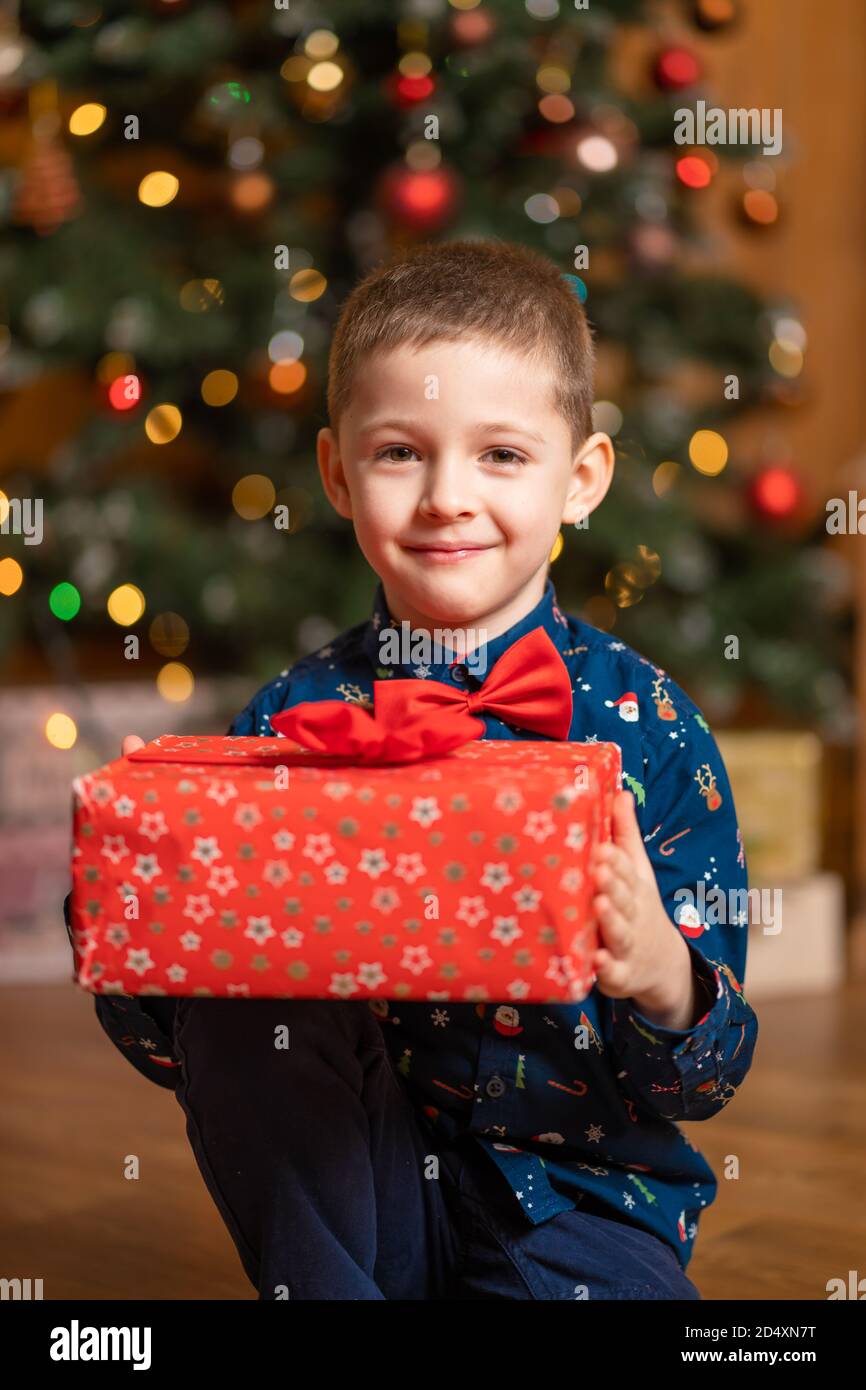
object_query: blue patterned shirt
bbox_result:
[68,577,758,1270]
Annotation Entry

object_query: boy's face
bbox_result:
[317,336,614,640]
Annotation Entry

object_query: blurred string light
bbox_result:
[208,81,250,113]
[228,137,264,171]
[576,135,618,173]
[689,429,728,476]
[539,94,574,123]
[157,662,194,702]
[743,159,775,192]
[268,330,303,362]
[232,474,275,520]
[305,29,340,58]
[307,61,343,92]
[49,581,81,620]
[0,556,23,596]
[0,488,8,524]
[742,189,778,225]
[562,273,587,303]
[97,351,134,384]
[180,278,223,312]
[653,460,682,496]
[145,404,181,443]
[406,138,441,170]
[676,155,712,188]
[45,712,77,749]
[605,545,661,607]
[107,583,145,625]
[270,360,307,395]
[524,193,558,224]
[769,315,806,378]
[149,612,190,657]
[289,268,327,302]
[138,171,179,207]
[69,103,106,136]
[552,187,581,217]
[201,369,238,405]
[536,64,570,94]
[230,172,274,213]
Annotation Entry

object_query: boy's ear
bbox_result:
[316,426,353,520]
[561,431,615,526]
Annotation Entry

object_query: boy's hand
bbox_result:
[122,735,145,756]
[588,791,699,1031]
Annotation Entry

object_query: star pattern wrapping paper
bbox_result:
[69,734,621,1003]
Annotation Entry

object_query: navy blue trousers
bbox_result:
[172,997,701,1301]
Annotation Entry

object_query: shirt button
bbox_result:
[486,1075,505,1099]
[451,663,468,683]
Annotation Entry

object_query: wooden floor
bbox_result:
[1,980,863,1300]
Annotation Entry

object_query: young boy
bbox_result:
[75,239,758,1300]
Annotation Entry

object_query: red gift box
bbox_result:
[69,734,621,1004]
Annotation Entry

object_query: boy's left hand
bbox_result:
[588,791,698,1031]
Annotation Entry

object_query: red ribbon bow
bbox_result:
[269,626,573,763]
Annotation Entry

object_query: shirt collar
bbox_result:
[361,576,571,685]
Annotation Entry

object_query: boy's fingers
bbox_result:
[592,948,631,995]
[610,791,645,854]
[122,734,145,756]
[594,896,633,954]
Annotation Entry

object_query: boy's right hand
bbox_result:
[122,735,146,756]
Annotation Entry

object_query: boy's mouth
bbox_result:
[402,541,495,564]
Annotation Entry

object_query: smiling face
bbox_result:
[317,335,614,641]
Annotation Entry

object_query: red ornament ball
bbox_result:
[108,373,143,411]
[378,164,460,233]
[653,46,702,91]
[748,464,802,521]
[389,72,436,108]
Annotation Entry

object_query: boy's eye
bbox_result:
[483,448,527,466]
[374,446,417,463]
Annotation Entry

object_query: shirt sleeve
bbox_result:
[65,891,181,1091]
[599,709,759,1122]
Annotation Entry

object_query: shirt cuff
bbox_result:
[625,938,723,1046]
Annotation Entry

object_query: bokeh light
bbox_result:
[108,374,141,410]
[269,360,307,395]
[653,460,681,496]
[0,556,23,596]
[688,429,728,476]
[49,581,81,620]
[232,474,276,520]
[46,712,78,749]
[157,662,195,702]
[289,269,327,302]
[69,103,107,136]
[576,135,618,173]
[201,369,239,406]
[107,584,146,625]
[150,612,190,657]
[138,171,179,207]
[145,404,182,443]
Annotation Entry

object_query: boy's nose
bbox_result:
[418,457,478,520]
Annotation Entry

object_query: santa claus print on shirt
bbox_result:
[604,691,639,722]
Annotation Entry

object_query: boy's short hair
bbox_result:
[326,238,595,454]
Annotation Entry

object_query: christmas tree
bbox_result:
[0,0,851,727]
